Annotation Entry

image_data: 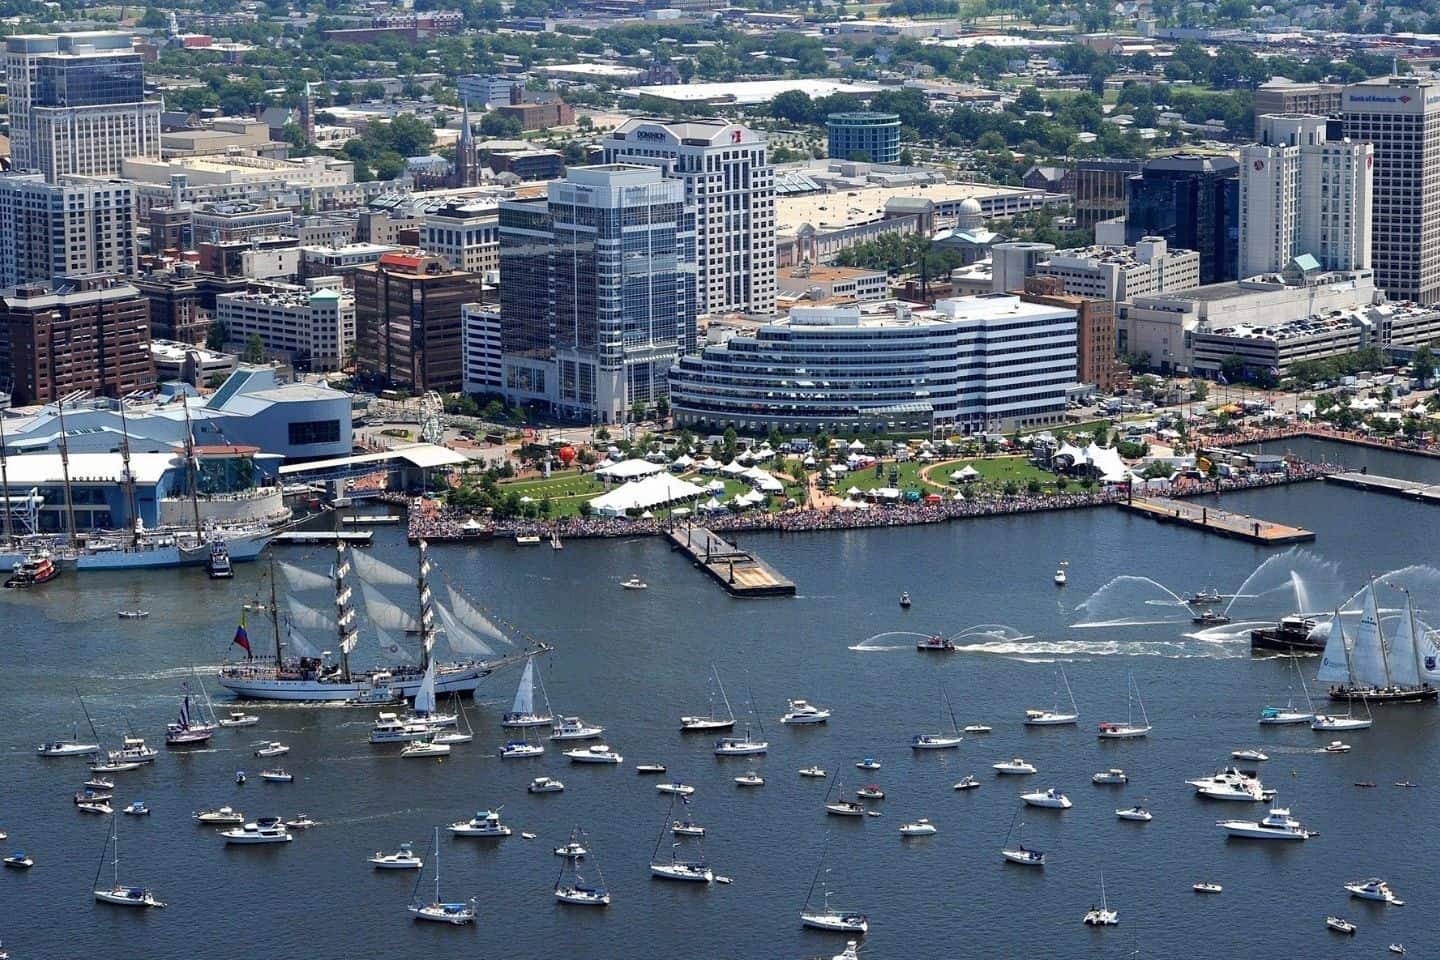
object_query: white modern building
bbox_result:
[1343,75,1440,305]
[4,32,162,182]
[0,173,137,287]
[603,118,776,316]
[215,284,355,371]
[1035,237,1200,303]
[461,303,502,394]
[669,294,1077,434]
[457,73,528,108]
[1239,114,1372,277]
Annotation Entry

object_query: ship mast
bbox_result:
[55,399,78,543]
[180,400,203,540]
[117,401,139,549]
[0,411,13,544]
[268,553,283,664]
[417,539,435,671]
[334,540,356,682]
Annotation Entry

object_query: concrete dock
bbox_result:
[1119,496,1315,545]
[1325,472,1440,504]
[667,525,796,597]
[273,530,374,545]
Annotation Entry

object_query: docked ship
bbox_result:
[1250,615,1323,655]
[1319,583,1437,704]
[218,540,544,702]
[4,550,60,588]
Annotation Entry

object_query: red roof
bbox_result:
[378,252,425,271]
[190,444,261,457]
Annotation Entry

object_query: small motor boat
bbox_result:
[1192,882,1222,894]
[235,771,247,785]
[1325,916,1357,935]
[953,775,981,791]
[122,801,150,816]
[899,592,912,609]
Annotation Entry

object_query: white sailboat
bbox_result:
[1326,580,1437,703]
[650,795,713,883]
[502,659,553,728]
[680,665,736,731]
[432,695,474,745]
[165,675,219,746]
[1000,806,1045,866]
[93,813,165,908]
[714,681,768,756]
[1313,610,1374,730]
[1082,870,1118,925]
[799,836,869,933]
[911,683,963,749]
[1025,664,1080,726]
[554,826,610,906]
[1097,671,1151,739]
[1258,654,1315,724]
[409,827,475,924]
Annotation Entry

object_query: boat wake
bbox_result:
[850,631,928,652]
[946,638,1212,659]
[92,664,227,682]
[1071,618,1192,629]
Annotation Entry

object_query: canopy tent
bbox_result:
[588,473,707,517]
[595,458,666,482]
[699,497,727,514]
[735,450,756,465]
[950,465,981,482]
[741,467,784,493]
[697,457,721,473]
[1084,443,1130,483]
[848,440,866,452]
[719,461,748,477]
[671,454,696,471]
[461,517,484,530]
[706,479,726,493]
[869,487,902,501]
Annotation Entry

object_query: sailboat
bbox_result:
[218,541,546,702]
[502,659,553,728]
[1312,608,1376,729]
[165,676,219,745]
[680,665,736,731]
[1000,806,1045,866]
[400,659,452,757]
[1258,655,1315,724]
[714,681,768,756]
[554,826,610,906]
[799,836,869,933]
[36,693,100,757]
[1327,580,1437,703]
[93,813,165,908]
[432,695,474,745]
[1097,672,1151,739]
[409,827,475,924]
[650,795,714,883]
[823,773,866,817]
[1025,664,1080,726]
[911,683,963,749]
[1082,870,1119,925]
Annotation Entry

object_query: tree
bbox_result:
[1220,355,1247,385]
[1411,344,1435,384]
[1191,379,1209,401]
[479,112,523,138]
[207,320,227,352]
[242,334,266,364]
[655,396,670,419]
[139,7,168,27]
[898,147,914,166]
[722,427,738,462]
[630,400,647,423]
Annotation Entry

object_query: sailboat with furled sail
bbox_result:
[1325,581,1436,704]
[218,540,547,701]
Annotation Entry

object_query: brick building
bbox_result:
[354,252,481,391]
[1021,275,1117,392]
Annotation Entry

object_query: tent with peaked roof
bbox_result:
[588,473,706,517]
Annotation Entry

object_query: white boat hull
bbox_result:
[911,737,962,749]
[223,834,292,844]
[1002,849,1044,866]
[554,888,610,906]
[1218,824,1309,840]
[650,863,712,883]
[94,888,163,908]
[218,664,491,701]
[801,913,869,933]
[1024,713,1078,726]
[77,533,270,570]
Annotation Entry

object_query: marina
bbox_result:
[665,525,796,597]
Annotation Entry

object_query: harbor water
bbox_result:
[2,438,1438,959]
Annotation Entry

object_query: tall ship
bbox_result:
[1250,615,1323,655]
[218,539,543,702]
[1318,582,1437,704]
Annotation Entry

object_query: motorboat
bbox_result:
[911,733,962,750]
[1356,781,1377,789]
[370,844,423,869]
[993,758,1037,775]
[122,801,150,816]
[1395,780,1417,788]
[1054,562,1068,586]
[780,699,831,725]
[193,806,244,825]
[621,576,648,590]
[1231,749,1268,762]
[76,800,113,816]
[1191,611,1231,625]
[116,609,149,619]
[235,771,246,785]
[1250,615,1323,654]
[253,741,289,758]
[107,738,158,765]
[220,711,259,728]
[671,820,705,837]
[88,761,141,774]
[259,768,294,782]
[1217,805,1315,840]
[1187,767,1266,802]
[1091,768,1128,785]
[1326,916,1357,935]
[899,592,911,609]
[899,818,937,837]
[369,713,449,744]
[915,635,955,652]
[953,775,981,791]
[554,841,588,859]
[5,551,59,588]
[1324,740,1352,753]
[1390,945,1407,955]
[550,716,605,741]
[76,789,113,805]
[1345,878,1404,905]
[399,740,451,759]
[1116,805,1152,822]
[855,757,881,771]
[1021,788,1072,809]
[963,724,992,734]
[734,771,765,787]
[206,541,234,579]
[84,776,115,791]
[635,763,666,774]
[3,854,34,869]
[713,733,768,757]
[528,776,565,794]
[499,740,545,759]
[1192,882,1223,894]
[284,815,316,830]
[514,535,541,545]
[800,766,828,778]
[449,810,511,838]
[565,744,623,764]
[855,785,885,800]
[656,782,696,797]
[1186,588,1225,605]
[221,817,292,844]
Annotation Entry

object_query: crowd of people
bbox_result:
[1206,422,1439,458]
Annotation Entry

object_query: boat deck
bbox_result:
[666,525,796,598]
[1325,472,1440,504]
[1119,496,1314,545]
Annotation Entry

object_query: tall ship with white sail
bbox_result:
[218,540,544,701]
[1321,581,1436,704]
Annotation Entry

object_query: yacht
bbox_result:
[76,800,113,815]
[1021,788,1072,809]
[554,826,609,906]
[1326,917,1357,936]
[410,828,475,925]
[963,724,992,734]
[253,741,289,758]
[36,726,100,757]
[259,768,294,782]
[855,785,885,800]
[1324,740,1352,753]
[107,737,158,765]
[550,716,605,741]
[449,810,511,838]
[1096,672,1151,739]
[93,815,165,909]
[193,806,245,825]
[993,758,1037,775]
[899,818,937,837]
[1258,705,1313,725]
[1116,805,1152,822]
[671,820,706,837]
[800,839,868,933]
[800,766,828,778]
[650,858,713,883]
[1192,882,1223,894]
[565,744,623,764]
[855,757,881,771]
[400,739,450,759]
[734,771,765,787]
[953,775,981,791]
[220,711,259,728]
[528,776,565,794]
[1312,710,1373,731]
[780,700,831,725]
[656,782,696,797]
[501,660,553,729]
[499,740,545,759]
[122,801,150,816]
[369,843,423,870]
[84,776,115,791]
[915,635,955,652]
[1091,768,1128,785]
[284,815,316,830]
[1217,805,1315,840]
[1025,665,1080,726]
[621,575,647,590]
[680,665,736,731]
[1188,767,1268,802]
[369,713,449,744]
[1345,878,1404,905]
[912,683,964,749]
[221,817,293,844]
[1001,809,1042,865]
[635,763,666,774]
[713,732,768,757]
[3,854,34,869]
[1231,749,1268,762]
[825,799,866,817]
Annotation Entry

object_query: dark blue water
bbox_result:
[2,438,1437,959]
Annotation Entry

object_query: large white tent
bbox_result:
[588,473,707,517]
[742,467,785,493]
[595,458,666,482]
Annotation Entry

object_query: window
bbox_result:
[288,419,341,446]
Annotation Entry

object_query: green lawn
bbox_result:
[827,459,931,493]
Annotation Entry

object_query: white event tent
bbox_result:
[595,458,667,482]
[588,473,707,516]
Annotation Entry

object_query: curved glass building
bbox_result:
[826,112,902,165]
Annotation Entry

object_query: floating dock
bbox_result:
[1325,472,1440,504]
[1119,496,1315,545]
[667,525,796,597]
[273,531,374,545]
[341,514,403,525]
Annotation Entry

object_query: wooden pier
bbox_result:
[667,525,796,597]
[273,531,374,545]
[1325,472,1440,504]
[1119,496,1315,545]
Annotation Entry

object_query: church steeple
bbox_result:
[456,98,476,187]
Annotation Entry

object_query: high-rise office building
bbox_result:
[826,112,902,165]
[0,273,154,405]
[353,252,481,391]
[1239,114,1372,277]
[4,32,162,182]
[0,173,137,288]
[1071,158,1144,230]
[1342,74,1440,305]
[602,118,775,316]
[1126,155,1240,284]
[497,164,697,424]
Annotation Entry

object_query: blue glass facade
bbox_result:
[1126,156,1240,284]
[827,112,902,165]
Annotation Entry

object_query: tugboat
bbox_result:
[206,541,234,579]
[1192,610,1232,626]
[1250,615,1322,654]
[915,634,955,652]
[5,551,60,588]
[1185,588,1224,605]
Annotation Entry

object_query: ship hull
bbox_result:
[1249,628,1324,655]
[77,534,270,571]
[217,665,491,702]
[1326,685,1437,704]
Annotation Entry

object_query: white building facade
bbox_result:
[0,173,137,287]
[215,285,354,371]
[461,303,503,394]
[1035,237,1200,302]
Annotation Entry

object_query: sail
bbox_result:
[444,584,511,648]
[374,627,412,663]
[1348,584,1391,689]
[1420,615,1440,684]
[286,596,336,634]
[283,621,321,658]
[434,603,496,657]
[359,581,419,633]
[413,656,437,715]
[349,549,415,588]
[1389,596,1422,687]
[1316,610,1351,684]
[277,560,332,593]
[511,661,535,715]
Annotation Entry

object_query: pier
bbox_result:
[1325,472,1440,504]
[273,531,374,545]
[667,525,796,597]
[1119,496,1315,545]
[341,514,403,525]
